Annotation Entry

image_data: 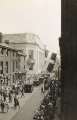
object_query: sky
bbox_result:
[0,0,61,53]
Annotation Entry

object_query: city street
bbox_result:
[0,84,46,120]
[11,85,44,120]
[0,0,62,119]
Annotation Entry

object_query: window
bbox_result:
[13,51,14,56]
[16,52,18,57]
[13,61,15,72]
[6,62,8,73]
[1,48,4,55]
[0,61,3,74]
[28,50,34,59]
[24,65,25,69]
[6,49,9,56]
[16,61,18,69]
[14,52,16,57]
[29,64,34,70]
[45,50,48,58]
[24,56,25,61]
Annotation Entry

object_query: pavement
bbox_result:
[0,86,43,120]
[53,97,61,120]
[11,84,46,120]
[0,85,61,120]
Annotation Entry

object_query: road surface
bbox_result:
[11,85,44,120]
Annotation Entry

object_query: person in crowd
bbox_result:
[5,99,9,112]
[8,92,12,103]
[3,92,6,102]
[41,86,44,94]
[14,95,20,109]
[1,100,5,113]
[21,86,24,97]
[14,95,17,109]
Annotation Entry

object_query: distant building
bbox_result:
[0,42,26,85]
[3,33,46,74]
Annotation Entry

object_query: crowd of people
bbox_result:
[33,79,61,120]
[0,72,61,116]
[0,84,24,113]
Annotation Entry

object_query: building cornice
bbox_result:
[0,43,18,51]
[11,42,45,51]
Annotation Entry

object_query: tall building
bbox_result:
[59,0,77,120]
[3,33,46,75]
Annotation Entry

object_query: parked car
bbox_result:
[33,79,40,86]
[24,84,33,93]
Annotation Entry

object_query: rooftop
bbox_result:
[0,42,18,51]
[2,33,45,50]
[0,43,26,56]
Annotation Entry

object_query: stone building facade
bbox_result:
[3,33,46,75]
[0,42,26,86]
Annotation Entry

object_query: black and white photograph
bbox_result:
[1,0,76,120]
